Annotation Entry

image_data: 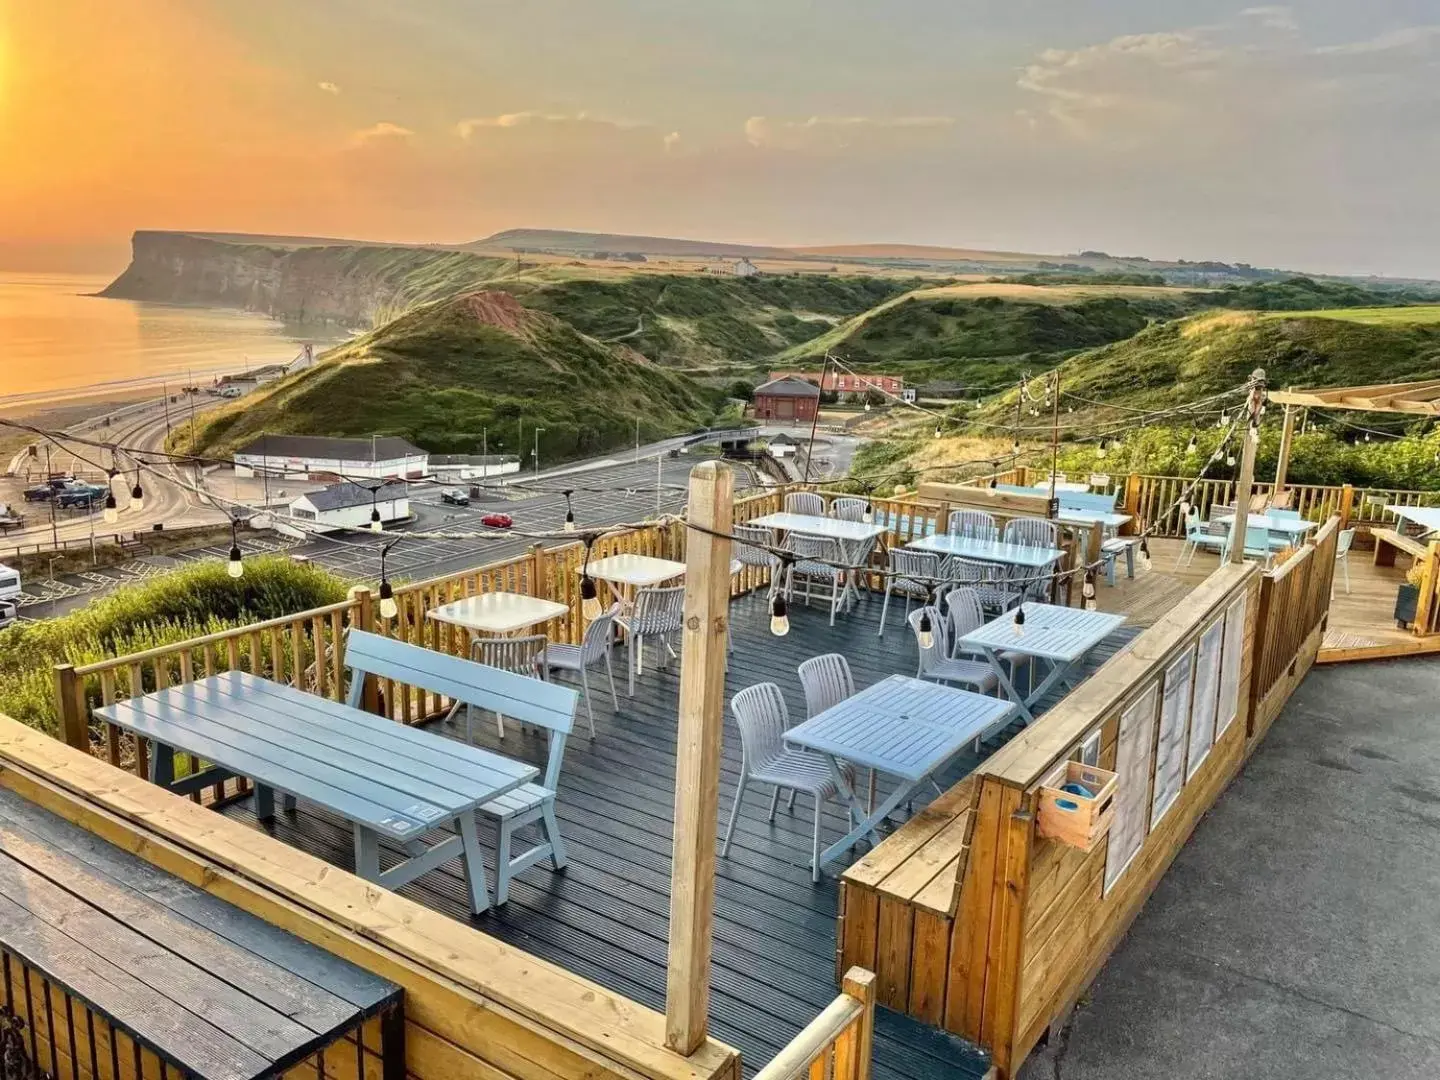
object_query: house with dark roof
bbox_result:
[234,435,428,480]
[285,481,411,534]
[752,376,821,424]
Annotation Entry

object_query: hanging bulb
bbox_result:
[370,506,383,533]
[1138,539,1152,571]
[1012,440,1021,456]
[1216,414,1226,429]
[917,609,934,651]
[769,594,790,637]
[934,426,943,439]
[1095,442,1107,461]
[103,491,119,525]
[864,401,872,412]
[581,574,601,619]
[1082,572,1097,612]
[130,476,145,513]
[1013,603,1026,638]
[1226,452,1236,467]
[1067,405,1074,414]
[227,543,244,579]
[862,503,873,524]
[1364,431,1372,443]
[1185,435,1198,456]
[564,509,576,532]
[988,477,998,495]
[378,579,398,620]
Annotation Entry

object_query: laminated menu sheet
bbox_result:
[1150,647,1195,828]
[1105,682,1159,895]
[1186,618,1224,780]
[1216,594,1247,737]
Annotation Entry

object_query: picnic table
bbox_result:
[0,786,403,1080]
[1384,504,1440,537]
[427,592,568,637]
[958,603,1127,724]
[783,675,1015,874]
[94,671,537,913]
[1215,512,1317,545]
[749,511,890,610]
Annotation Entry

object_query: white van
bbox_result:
[0,564,19,602]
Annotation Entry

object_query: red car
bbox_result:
[480,512,514,529]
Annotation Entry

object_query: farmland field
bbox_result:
[1271,305,1440,325]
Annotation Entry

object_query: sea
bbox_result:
[0,271,332,412]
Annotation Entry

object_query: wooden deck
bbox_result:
[215,586,1145,1080]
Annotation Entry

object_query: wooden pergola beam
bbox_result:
[1270,378,1440,415]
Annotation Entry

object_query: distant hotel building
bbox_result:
[752,376,821,423]
[234,435,428,481]
[705,257,761,277]
[767,371,905,398]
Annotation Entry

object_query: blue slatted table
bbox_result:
[783,675,1015,874]
[958,603,1127,724]
[93,671,537,913]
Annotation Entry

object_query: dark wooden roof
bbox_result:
[755,377,822,399]
[297,481,410,512]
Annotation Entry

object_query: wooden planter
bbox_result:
[1037,762,1118,851]
[1396,583,1420,628]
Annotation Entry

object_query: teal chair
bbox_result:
[1175,508,1227,567]
[1225,522,1274,567]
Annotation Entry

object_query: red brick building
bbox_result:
[752,376,821,423]
[767,370,904,396]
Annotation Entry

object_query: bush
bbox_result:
[0,557,349,736]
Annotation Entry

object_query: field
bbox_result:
[907,281,1197,304]
[1269,305,1440,325]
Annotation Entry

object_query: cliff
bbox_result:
[100,231,510,328]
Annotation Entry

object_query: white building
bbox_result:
[428,454,521,482]
[235,435,429,481]
[285,482,411,535]
[705,257,761,277]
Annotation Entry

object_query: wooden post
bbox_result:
[1121,473,1142,535]
[1230,370,1266,564]
[1337,484,1355,532]
[666,461,734,1054]
[1415,541,1440,636]
[1272,403,1296,504]
[53,664,88,751]
[352,588,380,713]
[839,968,877,1080]
[528,542,549,598]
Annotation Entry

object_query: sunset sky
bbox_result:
[2,0,1437,276]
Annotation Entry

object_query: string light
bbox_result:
[102,468,119,524]
[861,502,873,525]
[563,490,576,531]
[369,486,382,533]
[1138,538,1152,571]
[130,467,145,513]
[377,540,398,619]
[917,609,934,650]
[1185,434,1198,456]
[1013,603,1026,638]
[580,536,601,619]
[1082,571,1097,612]
[769,593,790,637]
[227,519,244,579]
[1095,441,1108,461]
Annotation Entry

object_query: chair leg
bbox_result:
[579,666,596,738]
[495,711,506,739]
[878,585,893,637]
[542,800,568,870]
[494,819,513,907]
[627,635,636,696]
[811,796,823,884]
[721,772,747,857]
[604,651,619,709]
[786,788,797,812]
[1343,556,1351,594]
[767,786,780,821]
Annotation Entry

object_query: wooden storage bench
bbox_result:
[837,775,977,1022]
[1372,527,1428,568]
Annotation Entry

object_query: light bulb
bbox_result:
[1226,454,1236,467]
[370,507,383,533]
[862,504,873,524]
[227,545,244,579]
[103,492,119,524]
[581,575,601,619]
[864,402,871,412]
[1185,437,1197,456]
[378,581,398,620]
[769,595,790,637]
[131,482,145,512]
[1013,604,1026,638]
[1138,540,1152,571]
[564,510,576,532]
[917,611,934,651]
[934,427,942,439]
[1095,445,1107,461]
[1364,431,1371,443]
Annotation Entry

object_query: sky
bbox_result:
[1,0,1437,277]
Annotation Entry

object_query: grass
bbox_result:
[1266,305,1440,325]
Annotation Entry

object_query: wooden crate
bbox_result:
[1036,762,1118,851]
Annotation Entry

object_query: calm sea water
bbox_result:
[0,272,329,409]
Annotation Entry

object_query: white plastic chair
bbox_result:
[784,491,826,517]
[1002,516,1059,549]
[878,548,940,636]
[946,557,1020,615]
[616,584,686,694]
[1175,507,1228,567]
[543,604,620,737]
[943,587,1031,709]
[470,634,548,740]
[907,606,998,696]
[830,497,869,523]
[787,534,847,626]
[721,682,854,882]
[1334,527,1355,594]
[947,509,998,542]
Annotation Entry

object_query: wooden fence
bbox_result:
[751,970,876,1080]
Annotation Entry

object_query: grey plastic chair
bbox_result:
[543,604,620,737]
[1334,527,1355,594]
[733,522,781,573]
[470,634,548,740]
[784,491,826,517]
[943,585,1031,691]
[879,548,940,637]
[947,557,1021,615]
[1002,516,1059,549]
[907,606,998,696]
[616,584,686,694]
[947,509,999,542]
[788,534,847,626]
[830,497,870,523]
[722,682,854,882]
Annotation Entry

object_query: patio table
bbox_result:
[1384,505,1440,537]
[427,592,569,637]
[958,603,1127,724]
[1215,512,1317,544]
[749,512,889,610]
[783,674,1015,874]
[583,552,686,613]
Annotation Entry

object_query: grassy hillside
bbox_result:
[1194,276,1440,312]
[182,290,724,461]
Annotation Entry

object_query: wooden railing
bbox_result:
[752,969,875,1080]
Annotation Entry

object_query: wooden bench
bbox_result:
[837,775,977,1022]
[1372,527,1429,568]
[0,786,404,1080]
[345,630,580,906]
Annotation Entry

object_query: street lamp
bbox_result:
[533,428,545,478]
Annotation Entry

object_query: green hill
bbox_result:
[183,290,724,461]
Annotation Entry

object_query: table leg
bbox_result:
[982,645,1036,724]
[256,784,275,821]
[354,823,381,882]
[821,753,882,846]
[455,812,492,914]
[1021,657,1082,721]
[814,775,919,873]
[148,743,175,788]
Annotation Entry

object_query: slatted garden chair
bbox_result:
[1335,527,1355,594]
[616,584,686,694]
[907,606,998,697]
[946,556,1021,616]
[947,509,999,542]
[829,497,870,522]
[787,534,848,627]
[343,630,579,909]
[733,522,781,575]
[878,548,940,637]
[543,604,620,737]
[470,634,548,740]
[721,682,854,883]
[943,586,1031,703]
[798,653,875,810]
[1002,517,1061,601]
[784,490,826,517]
[1176,506,1227,568]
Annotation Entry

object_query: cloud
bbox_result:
[663,130,681,153]
[455,110,641,140]
[349,121,413,146]
[744,114,955,148]
[317,81,341,95]
[1313,25,1440,56]
[1240,6,1297,32]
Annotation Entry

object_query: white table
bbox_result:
[427,592,569,637]
[749,512,889,610]
[584,553,686,611]
[783,675,1015,874]
[1034,481,1093,493]
[908,533,1066,570]
[1058,509,1134,568]
[958,603,1127,724]
[1385,505,1440,536]
[1215,513,1317,544]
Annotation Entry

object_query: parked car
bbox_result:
[0,600,16,630]
[480,512,514,529]
[440,487,470,506]
[23,485,55,501]
[0,564,20,602]
[56,483,107,509]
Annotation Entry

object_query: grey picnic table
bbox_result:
[958,602,1127,725]
[783,675,1016,874]
[93,670,537,914]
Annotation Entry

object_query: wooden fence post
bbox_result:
[666,461,734,1054]
[53,664,88,751]
[1337,484,1355,532]
[1272,403,1297,502]
[840,968,877,1080]
[1416,541,1440,636]
[529,543,549,598]
[1121,473,1141,534]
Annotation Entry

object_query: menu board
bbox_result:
[1104,683,1159,895]
[1186,619,1224,780]
[1216,594,1247,737]
[1150,648,1195,828]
